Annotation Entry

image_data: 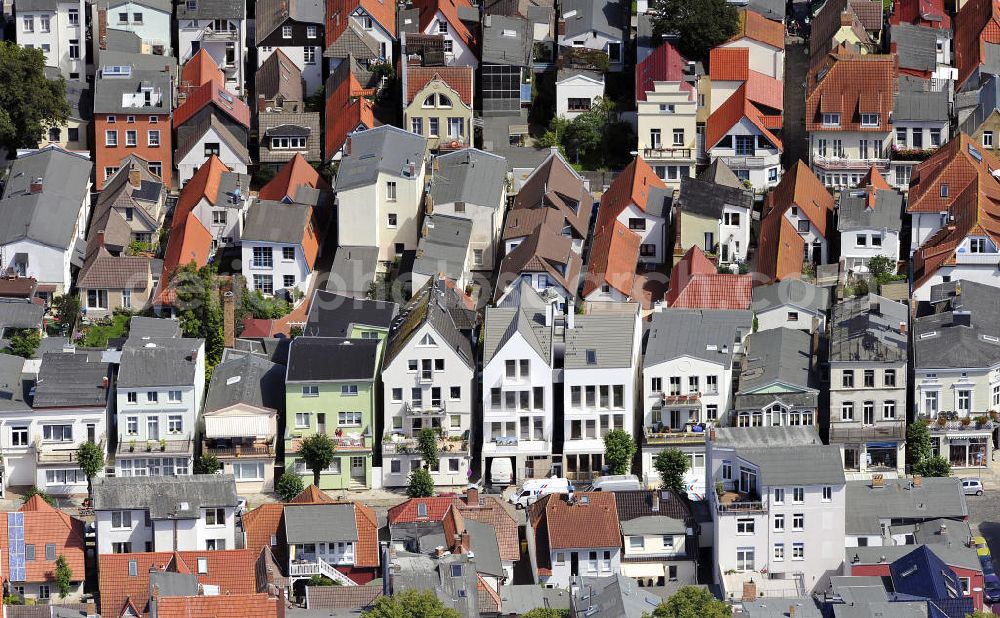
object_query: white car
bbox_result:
[962,478,985,496]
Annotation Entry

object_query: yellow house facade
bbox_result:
[404,70,474,155]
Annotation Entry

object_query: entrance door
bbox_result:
[811,242,822,265]
[350,456,365,481]
[570,552,579,577]
[670,410,681,430]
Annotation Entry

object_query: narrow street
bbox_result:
[782,36,809,168]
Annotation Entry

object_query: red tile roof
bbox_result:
[326,0,396,49]
[0,496,86,585]
[764,160,835,236]
[908,133,1000,213]
[405,65,474,107]
[156,593,279,618]
[527,492,621,552]
[454,493,519,563]
[174,81,251,129]
[666,246,752,309]
[353,502,380,568]
[710,47,750,81]
[259,153,331,202]
[411,0,476,50]
[387,497,457,524]
[99,550,259,617]
[636,42,693,102]
[325,68,376,159]
[181,49,225,93]
[755,211,806,282]
[243,503,285,557]
[955,0,1000,87]
[806,52,896,132]
[290,485,334,503]
[730,8,785,48]
[890,0,951,28]
[746,70,784,111]
[706,84,783,151]
[861,165,891,190]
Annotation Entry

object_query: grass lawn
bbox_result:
[79,313,130,348]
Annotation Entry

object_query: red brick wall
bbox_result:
[93,113,172,190]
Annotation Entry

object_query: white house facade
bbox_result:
[16,0,87,80]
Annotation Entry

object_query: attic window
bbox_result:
[197,558,208,574]
[417,503,428,518]
[586,350,597,365]
[128,560,137,577]
[821,113,840,127]
[450,564,463,577]
[940,184,949,198]
[860,114,879,127]
[970,144,984,161]
[919,331,938,339]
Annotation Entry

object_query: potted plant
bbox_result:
[936,417,947,428]
[146,440,153,451]
[159,438,167,451]
[961,417,972,427]
[715,480,725,497]
[976,415,989,428]
[128,438,136,452]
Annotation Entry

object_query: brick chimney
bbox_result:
[86,600,97,617]
[129,166,142,188]
[912,474,922,488]
[97,230,105,249]
[30,178,43,194]
[466,486,479,505]
[742,580,757,602]
[871,474,885,488]
[98,8,108,49]
[223,291,235,347]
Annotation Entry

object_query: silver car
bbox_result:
[962,478,985,496]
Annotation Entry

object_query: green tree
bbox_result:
[75,441,105,502]
[194,454,221,475]
[649,0,739,60]
[51,293,80,333]
[0,42,70,155]
[362,589,460,618]
[417,428,440,470]
[653,448,691,496]
[867,255,897,284]
[275,471,305,502]
[651,586,730,618]
[406,467,435,498]
[307,575,336,586]
[603,429,636,475]
[966,611,996,618]
[522,609,569,618]
[4,329,40,358]
[907,418,932,467]
[299,433,337,487]
[173,262,225,370]
[913,455,952,478]
[22,486,54,506]
[241,288,291,319]
[54,555,72,598]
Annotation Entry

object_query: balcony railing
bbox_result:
[201,28,238,41]
[204,443,274,458]
[289,557,357,585]
[954,252,1000,265]
[918,413,996,432]
[643,429,707,446]
[402,401,446,415]
[642,147,693,160]
[117,436,192,455]
[36,448,82,464]
[720,156,770,169]
[382,434,469,455]
[714,492,767,513]
[812,155,889,171]
[828,423,906,442]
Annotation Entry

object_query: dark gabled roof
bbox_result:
[677,175,753,219]
[560,0,624,40]
[286,337,380,382]
[284,503,359,544]
[335,125,427,192]
[0,354,30,413]
[829,294,908,363]
[892,22,942,72]
[93,64,173,115]
[242,199,313,244]
[304,290,398,337]
[430,148,508,210]
[893,87,950,122]
[256,0,324,43]
[129,316,182,339]
[204,353,284,412]
[482,14,531,66]
[836,186,904,232]
[614,490,691,523]
[118,337,204,387]
[328,245,379,297]
[383,278,475,370]
[255,49,305,106]
[737,328,816,394]
[31,353,111,408]
[0,298,45,333]
[93,475,238,519]
[412,215,474,281]
[176,0,246,20]
[890,546,966,601]
[913,280,1000,369]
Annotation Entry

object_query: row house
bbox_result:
[402,61,475,153]
[732,328,819,428]
[705,75,782,191]
[641,308,752,496]
[177,0,247,95]
[0,351,110,497]
[707,427,847,598]
[85,153,167,253]
[325,0,395,63]
[324,55,378,161]
[665,246,752,310]
[411,214,474,290]
[806,51,896,189]
[427,148,509,275]
[255,51,324,165]
[94,0,173,56]
[0,496,86,602]
[890,78,951,190]
[755,161,835,282]
[0,147,93,298]
[481,14,532,114]
[912,280,998,469]
[635,42,699,187]
[494,150,594,310]
[845,476,968,547]
[93,474,239,554]
[335,125,428,262]
[828,294,909,479]
[381,278,476,488]
[584,156,670,303]
[719,9,784,80]
[93,59,174,190]
[174,50,251,185]
[527,492,622,589]
[954,0,1000,92]
[809,0,884,73]
[114,330,206,477]
[401,0,478,69]
[957,74,1000,163]
[750,278,830,333]
[890,23,954,86]
[42,70,90,151]
[15,0,87,80]
[673,160,753,267]
[202,353,283,494]
[616,489,699,589]
[557,0,625,72]
[256,0,326,96]
[836,167,904,274]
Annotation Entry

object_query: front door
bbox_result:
[350,456,365,481]
[570,552,579,577]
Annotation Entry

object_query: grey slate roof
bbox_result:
[615,489,691,524]
[256,0,323,43]
[284,503,359,544]
[893,89,949,123]
[0,298,45,334]
[482,14,531,66]
[391,553,483,618]
[412,215,473,281]
[0,353,30,412]
[563,312,637,369]
[499,585,571,615]
[0,149,92,249]
[714,425,824,448]
[129,316,182,339]
[93,64,173,115]
[256,49,305,106]
[913,280,1000,369]
[846,477,967,536]
[892,23,940,73]
[678,175,753,219]
[32,352,111,408]
[242,199,312,244]
[328,245,379,297]
[644,309,752,369]
[746,0,786,21]
[104,28,144,53]
[560,0,624,40]
[736,328,816,394]
[620,514,686,536]
[64,80,93,122]
[699,158,745,189]
[286,337,380,382]
[176,0,245,21]
[837,186,904,232]
[383,278,475,369]
[93,474,238,519]
[570,575,662,618]
[741,598,824,618]
[335,125,427,192]
[118,337,204,387]
[176,112,250,163]
[739,444,847,486]
[324,20,381,58]
[751,279,831,314]
[430,148,508,210]
[304,290,398,337]
[259,113,323,162]
[464,519,504,577]
[483,280,552,365]
[204,353,284,412]
[829,294,908,363]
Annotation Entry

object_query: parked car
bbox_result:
[982,553,996,577]
[962,478,985,496]
[986,573,1000,604]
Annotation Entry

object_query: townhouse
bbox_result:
[809,0,884,72]
[42,71,90,151]
[708,426,846,598]
[954,0,1000,92]
[335,125,428,262]
[255,51,324,165]
[641,308,752,496]
[114,328,205,477]
[912,280,998,469]
[846,476,968,547]
[411,215,474,290]
[673,162,753,267]
[890,22,954,85]
[890,79,951,190]
[615,489,698,588]
[719,9,784,80]
[15,0,87,79]
[837,167,903,274]
[403,0,478,70]
[554,67,605,120]
[381,278,475,488]
[557,0,625,72]
[750,278,831,333]
[0,147,92,299]
[325,0,395,63]
[256,0,325,96]
[527,492,622,588]
[324,56,378,162]
[93,474,238,553]
[402,63,475,153]
[94,0,173,55]
[732,328,820,428]
[176,0,247,95]
[80,243,152,318]
[828,294,908,479]
[481,14,532,114]
[0,496,86,602]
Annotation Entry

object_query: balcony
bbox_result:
[828,422,906,443]
[203,441,274,459]
[36,447,84,465]
[402,401,447,415]
[289,557,357,585]
[954,252,1000,265]
[643,427,707,447]
[642,147,694,160]
[382,433,469,455]
[714,491,767,514]
[812,155,889,171]
[201,28,238,41]
[117,436,192,455]
[719,155,771,169]
[918,412,996,433]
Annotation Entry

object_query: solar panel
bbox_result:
[8,512,25,582]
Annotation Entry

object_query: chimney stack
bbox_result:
[30,178,43,194]
[651,492,660,512]
[742,580,757,602]
[97,230,106,249]
[129,166,142,188]
[789,605,796,617]
[466,486,479,505]
[913,474,922,488]
[871,474,885,488]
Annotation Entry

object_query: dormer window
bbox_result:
[186,0,196,10]
[822,113,840,127]
[970,237,989,253]
[860,114,879,127]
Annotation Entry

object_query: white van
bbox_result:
[508,477,572,508]
[490,458,513,486]
[591,474,641,492]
